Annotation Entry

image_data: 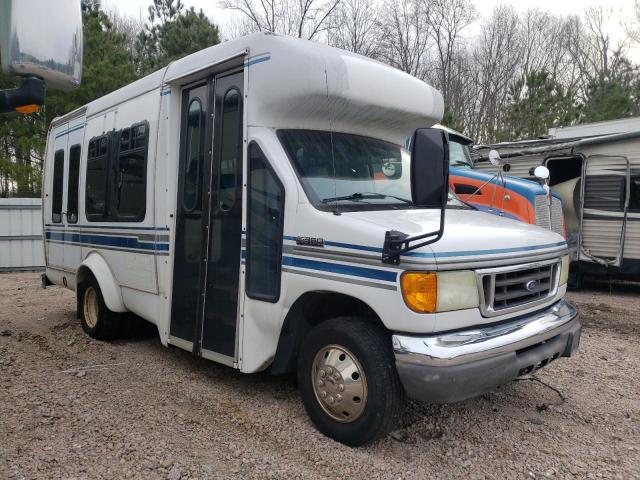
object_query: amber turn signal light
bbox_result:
[400,272,437,313]
[15,104,39,114]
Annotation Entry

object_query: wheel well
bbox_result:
[76,265,94,287]
[270,291,384,375]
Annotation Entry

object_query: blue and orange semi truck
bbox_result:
[441,126,565,237]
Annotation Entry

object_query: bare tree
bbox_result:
[564,6,630,98]
[219,0,341,40]
[624,0,640,44]
[327,0,379,57]
[467,5,522,142]
[107,6,144,55]
[376,0,431,78]
[425,0,476,108]
[518,9,568,80]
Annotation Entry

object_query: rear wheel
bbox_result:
[297,317,404,446]
[78,277,121,340]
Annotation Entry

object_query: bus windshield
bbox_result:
[278,129,468,211]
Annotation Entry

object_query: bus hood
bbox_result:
[341,207,567,268]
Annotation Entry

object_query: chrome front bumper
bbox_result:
[392,300,580,403]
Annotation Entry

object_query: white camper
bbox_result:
[42,33,580,445]
[475,120,640,283]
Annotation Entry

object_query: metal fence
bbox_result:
[0,198,44,272]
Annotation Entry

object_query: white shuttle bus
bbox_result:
[42,33,580,445]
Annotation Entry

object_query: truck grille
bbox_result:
[535,195,564,235]
[478,260,560,317]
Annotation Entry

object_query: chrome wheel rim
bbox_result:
[83,287,99,329]
[311,344,368,423]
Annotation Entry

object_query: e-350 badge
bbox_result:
[295,236,325,247]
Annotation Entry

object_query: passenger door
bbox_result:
[170,69,245,363]
[580,155,630,267]
[170,83,210,345]
[200,71,244,360]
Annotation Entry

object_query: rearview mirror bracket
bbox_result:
[381,209,445,265]
[0,76,45,113]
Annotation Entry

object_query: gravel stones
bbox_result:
[0,272,639,479]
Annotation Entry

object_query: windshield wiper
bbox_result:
[321,192,412,204]
[451,161,472,167]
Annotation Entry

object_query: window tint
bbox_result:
[51,150,64,223]
[183,99,203,212]
[218,88,241,212]
[66,144,81,223]
[246,143,284,302]
[114,123,147,220]
[86,135,110,219]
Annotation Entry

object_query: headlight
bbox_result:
[559,255,570,286]
[401,271,480,313]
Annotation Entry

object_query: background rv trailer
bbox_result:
[474,118,640,281]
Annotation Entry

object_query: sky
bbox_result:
[104,0,640,60]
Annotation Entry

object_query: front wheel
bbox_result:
[297,317,404,446]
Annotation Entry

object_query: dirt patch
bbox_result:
[0,272,638,479]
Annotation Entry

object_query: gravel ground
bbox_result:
[0,272,638,480]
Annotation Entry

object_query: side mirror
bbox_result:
[0,0,83,113]
[410,128,450,208]
[534,165,550,181]
[382,128,449,265]
[489,149,502,166]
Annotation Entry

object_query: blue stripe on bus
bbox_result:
[283,256,397,282]
[245,55,271,67]
[55,123,85,139]
[45,231,169,252]
[45,224,169,231]
[284,235,565,259]
[414,241,568,258]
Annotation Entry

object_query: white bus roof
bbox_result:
[61,33,444,146]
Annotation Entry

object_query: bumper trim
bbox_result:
[393,300,579,367]
[393,300,580,404]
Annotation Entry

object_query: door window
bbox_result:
[218,88,241,212]
[51,149,64,223]
[66,144,81,223]
[183,98,203,212]
[246,143,285,302]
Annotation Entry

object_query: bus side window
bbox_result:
[114,122,148,221]
[66,144,81,223]
[246,143,285,302]
[51,150,64,223]
[86,136,110,221]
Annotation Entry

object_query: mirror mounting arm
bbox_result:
[0,76,45,114]
[381,207,445,265]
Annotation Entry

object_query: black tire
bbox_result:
[78,277,122,340]
[297,317,405,446]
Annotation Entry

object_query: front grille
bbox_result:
[478,260,560,316]
[535,195,564,235]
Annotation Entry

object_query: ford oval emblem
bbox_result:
[525,280,539,292]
